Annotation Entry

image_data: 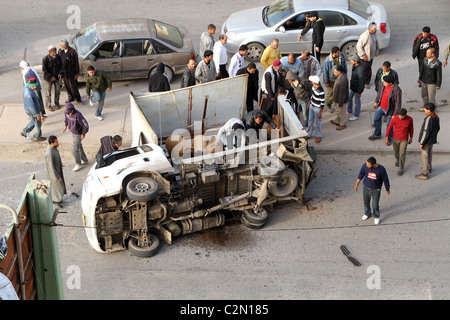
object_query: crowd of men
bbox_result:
[18,15,447,220]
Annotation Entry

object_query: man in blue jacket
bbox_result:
[21,78,46,142]
[354,157,390,225]
[322,46,347,113]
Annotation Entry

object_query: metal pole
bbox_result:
[0,204,26,300]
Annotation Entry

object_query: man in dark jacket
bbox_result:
[149,62,171,92]
[412,26,439,82]
[42,45,62,110]
[369,74,402,140]
[237,63,259,112]
[374,61,399,92]
[62,102,89,172]
[180,59,196,88]
[96,135,123,168]
[86,65,112,121]
[347,55,365,121]
[298,11,325,61]
[243,109,278,139]
[415,103,440,180]
[418,48,442,109]
[330,65,348,130]
[58,39,82,104]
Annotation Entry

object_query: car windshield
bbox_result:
[153,20,183,48]
[74,23,101,56]
[348,0,372,20]
[263,0,294,27]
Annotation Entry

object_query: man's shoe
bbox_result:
[330,119,339,126]
[32,136,46,142]
[73,164,82,172]
[315,137,322,143]
[415,173,428,180]
[397,170,403,176]
[362,215,370,221]
[81,160,89,165]
[20,131,27,138]
[374,218,380,225]
[336,125,346,130]
[349,116,359,121]
[368,135,382,140]
[96,115,104,121]
[46,106,55,112]
[54,104,61,110]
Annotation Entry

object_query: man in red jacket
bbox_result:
[385,108,413,175]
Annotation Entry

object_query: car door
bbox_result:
[86,41,122,81]
[275,12,311,54]
[120,39,150,80]
[318,10,355,52]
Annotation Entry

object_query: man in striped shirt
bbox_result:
[307,75,325,143]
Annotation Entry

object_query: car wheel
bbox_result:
[149,64,174,82]
[246,42,265,62]
[268,168,299,197]
[128,234,160,258]
[341,41,358,61]
[126,177,159,202]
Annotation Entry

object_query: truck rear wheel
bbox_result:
[126,177,159,202]
[240,208,268,229]
[268,168,298,197]
[128,234,160,258]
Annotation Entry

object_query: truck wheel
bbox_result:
[126,177,159,202]
[257,156,285,181]
[242,208,268,225]
[128,234,160,258]
[240,213,265,229]
[268,168,298,197]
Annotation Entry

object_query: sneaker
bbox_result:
[73,164,82,172]
[54,104,61,110]
[336,125,347,130]
[374,218,380,225]
[330,119,339,126]
[81,160,89,165]
[415,173,428,180]
[362,215,370,221]
[349,116,359,121]
[32,136,46,142]
[368,135,382,140]
[96,115,104,121]
[20,131,27,138]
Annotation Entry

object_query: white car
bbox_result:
[222,0,390,61]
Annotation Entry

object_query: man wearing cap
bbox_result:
[385,108,414,176]
[347,54,365,121]
[42,45,62,111]
[307,75,325,143]
[195,50,216,84]
[21,78,46,142]
[323,46,347,113]
[58,39,82,104]
[330,65,349,130]
[260,60,282,118]
[86,65,112,121]
[415,103,440,180]
[356,22,379,89]
[19,60,46,115]
[261,39,282,69]
[297,11,325,61]
[62,103,89,172]
[369,74,402,141]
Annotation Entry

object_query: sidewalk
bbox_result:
[0,101,448,163]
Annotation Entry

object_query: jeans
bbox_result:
[347,90,361,117]
[307,106,322,138]
[363,185,381,218]
[373,107,387,137]
[23,112,42,138]
[298,98,309,128]
[91,91,106,117]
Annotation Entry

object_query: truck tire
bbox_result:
[268,168,298,197]
[128,234,160,258]
[126,177,159,202]
[240,213,265,229]
[242,208,268,225]
[257,156,285,181]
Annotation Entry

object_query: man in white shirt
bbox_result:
[229,45,248,77]
[213,34,229,79]
[215,118,246,149]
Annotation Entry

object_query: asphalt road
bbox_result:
[1,0,450,302]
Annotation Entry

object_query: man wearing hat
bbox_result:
[21,78,46,142]
[19,60,46,115]
[86,65,112,121]
[307,75,325,143]
[260,60,282,118]
[347,54,365,121]
[369,74,402,141]
[58,39,82,104]
[42,45,62,111]
[416,102,440,180]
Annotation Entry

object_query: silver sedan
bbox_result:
[222,0,390,61]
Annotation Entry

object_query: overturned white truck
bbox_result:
[81,75,316,257]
